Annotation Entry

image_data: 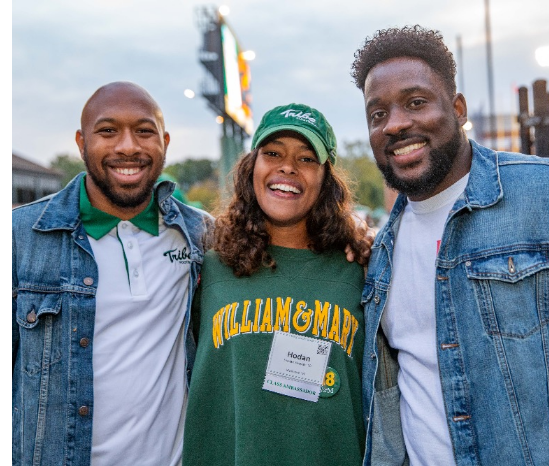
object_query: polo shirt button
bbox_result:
[80,337,90,348]
[78,406,89,416]
[133,269,139,278]
[128,241,133,249]
[83,277,94,286]
[122,223,128,229]
[27,310,37,323]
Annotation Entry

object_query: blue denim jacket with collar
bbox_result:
[12,172,212,466]
[362,140,549,466]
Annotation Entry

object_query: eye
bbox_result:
[262,150,279,157]
[137,128,156,134]
[96,127,116,134]
[299,156,319,164]
[370,110,387,121]
[408,98,427,109]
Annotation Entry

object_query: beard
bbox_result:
[83,147,165,209]
[377,122,463,199]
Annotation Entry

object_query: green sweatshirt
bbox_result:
[183,246,365,466]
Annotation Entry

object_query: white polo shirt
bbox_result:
[80,181,191,466]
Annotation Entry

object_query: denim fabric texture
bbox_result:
[362,140,549,466]
[12,172,212,466]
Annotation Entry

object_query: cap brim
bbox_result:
[252,125,331,164]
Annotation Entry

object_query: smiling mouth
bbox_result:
[113,167,143,176]
[393,142,427,156]
[269,183,302,194]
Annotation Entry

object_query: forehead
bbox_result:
[363,57,447,103]
[82,86,162,128]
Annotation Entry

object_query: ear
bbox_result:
[452,93,468,127]
[163,131,170,149]
[75,130,85,160]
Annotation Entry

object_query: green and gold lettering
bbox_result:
[312,301,330,338]
[229,302,240,337]
[273,297,292,332]
[240,300,252,334]
[223,303,231,340]
[212,307,225,348]
[292,301,312,333]
[259,298,273,332]
[340,308,352,350]
[328,304,340,343]
[252,298,263,333]
[346,315,359,356]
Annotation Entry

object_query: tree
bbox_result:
[50,153,86,187]
[186,179,219,213]
[163,158,217,191]
[337,140,385,210]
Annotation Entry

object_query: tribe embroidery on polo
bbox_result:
[279,109,317,126]
[163,247,192,264]
[212,297,360,357]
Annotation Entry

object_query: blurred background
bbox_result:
[12,0,549,229]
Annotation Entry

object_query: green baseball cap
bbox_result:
[251,103,338,164]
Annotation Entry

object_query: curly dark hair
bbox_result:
[213,149,369,277]
[351,25,457,96]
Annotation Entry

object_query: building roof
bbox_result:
[12,153,63,177]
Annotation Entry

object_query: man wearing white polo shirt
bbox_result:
[12,82,212,466]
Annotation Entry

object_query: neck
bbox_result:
[267,223,310,249]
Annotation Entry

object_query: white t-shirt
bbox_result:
[89,217,191,466]
[381,175,468,466]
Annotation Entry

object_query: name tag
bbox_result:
[262,331,331,402]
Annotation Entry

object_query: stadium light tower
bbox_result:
[195,5,254,197]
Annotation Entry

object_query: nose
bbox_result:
[277,156,298,175]
[382,107,412,136]
[115,128,141,156]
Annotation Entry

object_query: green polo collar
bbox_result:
[79,176,159,240]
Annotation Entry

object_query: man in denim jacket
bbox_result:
[12,82,212,466]
[352,26,549,465]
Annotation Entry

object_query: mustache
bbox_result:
[385,133,427,151]
[102,158,152,167]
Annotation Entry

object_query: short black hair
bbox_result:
[351,25,457,96]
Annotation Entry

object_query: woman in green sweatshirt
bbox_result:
[183,103,372,466]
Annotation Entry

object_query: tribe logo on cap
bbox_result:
[279,109,317,126]
[251,103,338,165]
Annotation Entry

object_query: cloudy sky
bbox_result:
[12,0,548,167]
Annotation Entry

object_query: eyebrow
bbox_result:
[93,117,158,126]
[267,139,314,151]
[366,86,427,111]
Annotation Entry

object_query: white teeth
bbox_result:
[269,183,301,194]
[115,167,141,175]
[393,142,426,156]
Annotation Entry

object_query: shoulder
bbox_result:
[200,250,238,286]
[12,196,52,228]
[169,197,214,232]
[471,139,549,168]
[295,249,365,291]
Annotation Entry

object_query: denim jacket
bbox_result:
[12,173,212,466]
[362,140,549,466]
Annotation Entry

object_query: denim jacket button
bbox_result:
[83,277,94,286]
[374,296,381,304]
[78,406,89,416]
[27,310,37,323]
[80,338,90,348]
